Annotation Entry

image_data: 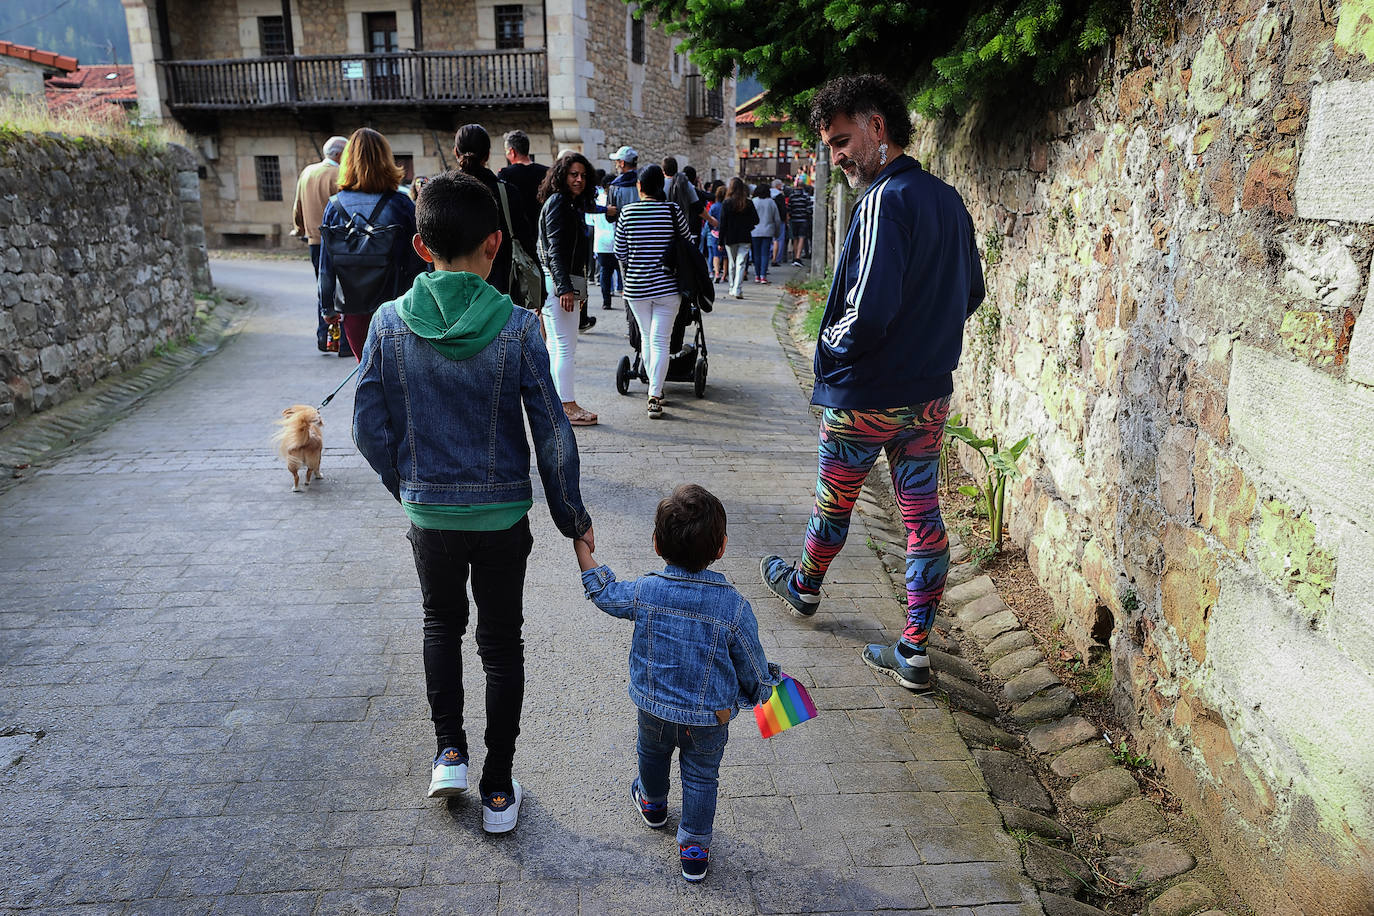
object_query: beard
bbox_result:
[841,150,881,189]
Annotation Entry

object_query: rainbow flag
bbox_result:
[754,674,818,738]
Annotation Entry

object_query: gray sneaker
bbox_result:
[862,642,932,691]
[760,555,821,617]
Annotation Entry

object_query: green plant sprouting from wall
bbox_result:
[947,419,1032,550]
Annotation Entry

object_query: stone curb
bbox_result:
[0,292,255,496]
[776,289,1229,915]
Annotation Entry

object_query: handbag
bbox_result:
[570,275,588,302]
[497,182,545,310]
[660,203,715,311]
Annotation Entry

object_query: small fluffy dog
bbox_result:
[274,404,324,492]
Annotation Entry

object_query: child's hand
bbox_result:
[574,529,597,572]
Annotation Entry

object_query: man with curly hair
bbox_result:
[760,74,986,692]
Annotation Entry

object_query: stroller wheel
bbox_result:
[694,358,707,398]
[616,356,632,396]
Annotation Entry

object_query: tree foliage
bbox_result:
[633,0,1129,130]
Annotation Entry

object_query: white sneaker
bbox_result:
[482,779,522,834]
[427,747,468,798]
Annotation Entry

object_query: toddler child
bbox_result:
[574,484,779,882]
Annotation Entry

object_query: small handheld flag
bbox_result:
[754,673,818,738]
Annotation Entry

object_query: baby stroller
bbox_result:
[615,230,716,399]
[615,296,709,398]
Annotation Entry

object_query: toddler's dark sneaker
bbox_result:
[862,642,932,691]
[630,778,667,828]
[680,843,709,882]
[427,747,468,798]
[481,779,522,834]
[760,555,821,617]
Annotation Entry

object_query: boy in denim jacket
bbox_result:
[354,171,593,835]
[574,484,779,882]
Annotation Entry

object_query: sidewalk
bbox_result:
[0,258,1040,914]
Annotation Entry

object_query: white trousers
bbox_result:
[726,243,750,297]
[542,292,580,402]
[626,294,679,398]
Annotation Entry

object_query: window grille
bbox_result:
[255,156,282,201]
[258,16,288,56]
[630,16,645,64]
[496,6,524,50]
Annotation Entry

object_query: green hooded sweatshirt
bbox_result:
[392,269,527,531]
[395,269,514,360]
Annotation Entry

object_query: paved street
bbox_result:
[0,256,1038,915]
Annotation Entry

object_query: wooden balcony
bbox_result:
[160,49,547,111]
[685,73,724,127]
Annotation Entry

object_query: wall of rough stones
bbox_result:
[0,134,211,431]
[915,1,1374,912]
[581,4,736,178]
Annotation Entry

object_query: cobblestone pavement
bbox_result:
[0,257,1040,915]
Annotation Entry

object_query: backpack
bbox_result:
[321,192,402,314]
[497,182,545,310]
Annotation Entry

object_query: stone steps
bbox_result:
[851,470,1212,914]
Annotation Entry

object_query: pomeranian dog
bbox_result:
[274,405,324,492]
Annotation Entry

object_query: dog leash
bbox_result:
[319,361,363,409]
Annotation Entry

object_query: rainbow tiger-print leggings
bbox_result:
[796,398,951,649]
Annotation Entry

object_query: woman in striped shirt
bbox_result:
[613,164,694,419]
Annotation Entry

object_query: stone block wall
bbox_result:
[0,134,211,431]
[582,4,736,178]
[914,1,1374,911]
[192,110,553,247]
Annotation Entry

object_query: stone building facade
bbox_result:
[122,0,735,246]
[915,1,1374,911]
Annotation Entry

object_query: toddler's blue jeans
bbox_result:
[635,708,729,847]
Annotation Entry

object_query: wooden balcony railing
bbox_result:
[160,49,547,110]
[685,73,724,124]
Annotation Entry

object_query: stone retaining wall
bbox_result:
[0,134,211,431]
[914,1,1374,912]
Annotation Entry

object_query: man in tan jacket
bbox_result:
[292,135,348,352]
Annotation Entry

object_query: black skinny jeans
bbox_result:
[407,518,533,797]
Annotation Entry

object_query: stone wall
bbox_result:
[581,4,736,179]
[0,134,211,431]
[914,1,1374,912]
[191,109,554,246]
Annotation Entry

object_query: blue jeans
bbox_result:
[596,253,620,308]
[636,708,729,847]
[751,236,772,281]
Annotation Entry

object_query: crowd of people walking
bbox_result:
[288,72,983,887]
[292,124,818,424]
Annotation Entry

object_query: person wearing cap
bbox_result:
[292,135,350,355]
[604,145,640,223]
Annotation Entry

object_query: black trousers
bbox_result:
[407,517,533,796]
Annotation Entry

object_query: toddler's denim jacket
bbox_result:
[582,564,781,727]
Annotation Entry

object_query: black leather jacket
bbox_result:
[537,191,591,297]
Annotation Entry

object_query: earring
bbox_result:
[878,143,889,166]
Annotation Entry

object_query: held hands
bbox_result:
[573,527,597,572]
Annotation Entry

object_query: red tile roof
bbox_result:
[0,40,78,73]
[45,65,138,120]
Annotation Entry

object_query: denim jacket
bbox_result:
[352,302,592,539]
[581,563,781,726]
